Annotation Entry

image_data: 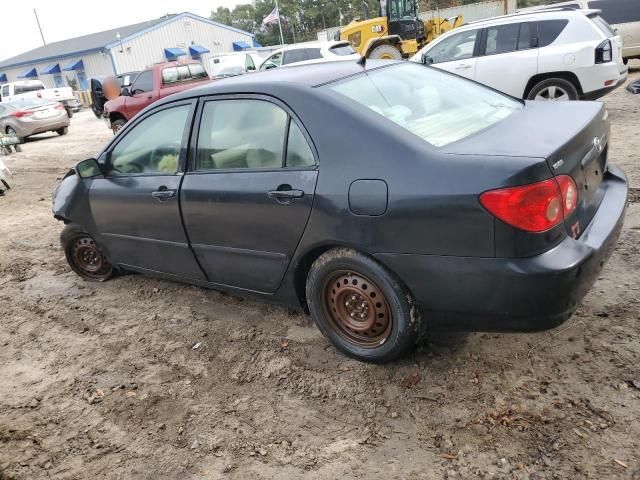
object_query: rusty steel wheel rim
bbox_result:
[323,271,392,348]
[70,236,111,278]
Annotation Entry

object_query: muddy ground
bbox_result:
[1,65,639,480]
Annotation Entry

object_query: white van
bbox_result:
[518,0,640,62]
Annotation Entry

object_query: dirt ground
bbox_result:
[1,66,639,480]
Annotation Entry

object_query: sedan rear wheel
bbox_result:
[527,78,578,101]
[61,225,113,281]
[306,248,424,363]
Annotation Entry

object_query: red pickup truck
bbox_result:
[104,61,211,134]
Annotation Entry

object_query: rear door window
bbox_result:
[537,19,569,47]
[517,22,533,50]
[484,23,521,55]
[588,0,640,24]
[305,48,323,60]
[282,49,307,65]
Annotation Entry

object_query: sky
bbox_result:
[0,0,246,63]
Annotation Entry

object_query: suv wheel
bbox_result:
[306,248,425,363]
[527,78,579,101]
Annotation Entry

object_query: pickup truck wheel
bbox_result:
[56,127,68,136]
[61,225,113,282]
[306,248,424,363]
[112,119,126,135]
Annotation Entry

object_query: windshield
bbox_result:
[324,63,522,147]
[6,98,51,109]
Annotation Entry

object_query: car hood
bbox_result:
[440,100,605,159]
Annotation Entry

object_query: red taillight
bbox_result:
[55,102,65,110]
[11,110,33,118]
[480,175,578,233]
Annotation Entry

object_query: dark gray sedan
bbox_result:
[52,60,627,363]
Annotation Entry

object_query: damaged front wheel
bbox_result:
[61,225,113,281]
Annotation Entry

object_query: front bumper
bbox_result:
[375,166,628,332]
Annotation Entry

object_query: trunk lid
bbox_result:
[442,100,609,238]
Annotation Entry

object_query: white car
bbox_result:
[518,0,640,63]
[259,41,360,70]
[0,158,12,194]
[0,80,77,116]
[209,52,263,79]
[411,9,627,101]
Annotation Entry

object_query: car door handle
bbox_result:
[267,188,304,200]
[151,188,176,201]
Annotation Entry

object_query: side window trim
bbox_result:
[100,99,197,177]
[187,93,318,174]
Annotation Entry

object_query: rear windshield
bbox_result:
[589,14,616,37]
[14,83,45,95]
[329,43,357,56]
[6,98,51,108]
[324,63,521,147]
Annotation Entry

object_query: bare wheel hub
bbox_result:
[324,271,392,347]
[71,237,110,275]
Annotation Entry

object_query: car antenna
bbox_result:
[356,5,396,68]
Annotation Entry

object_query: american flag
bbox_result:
[262,6,280,25]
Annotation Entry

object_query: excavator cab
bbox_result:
[382,0,425,43]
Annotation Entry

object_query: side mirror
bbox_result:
[121,87,131,97]
[76,158,103,179]
[421,53,434,66]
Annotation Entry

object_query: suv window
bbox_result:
[588,0,640,24]
[427,29,479,64]
[246,55,256,71]
[131,70,153,94]
[108,105,190,176]
[305,48,323,60]
[282,49,307,65]
[196,100,288,170]
[517,22,533,50]
[485,23,520,55]
[260,52,282,70]
[329,43,357,55]
[537,19,569,48]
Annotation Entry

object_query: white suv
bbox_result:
[259,41,360,70]
[411,9,627,101]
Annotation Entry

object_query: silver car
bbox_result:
[0,98,70,140]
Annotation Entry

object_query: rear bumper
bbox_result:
[582,69,628,100]
[12,116,70,138]
[375,166,628,331]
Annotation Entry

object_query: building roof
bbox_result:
[0,12,255,70]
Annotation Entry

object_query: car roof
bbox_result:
[168,59,392,99]
[458,8,598,29]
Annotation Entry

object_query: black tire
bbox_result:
[112,119,126,135]
[526,78,579,101]
[623,58,628,65]
[61,224,114,282]
[56,127,68,136]
[65,107,73,118]
[306,248,424,363]
[368,44,402,60]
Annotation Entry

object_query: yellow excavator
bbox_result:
[338,0,464,59]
